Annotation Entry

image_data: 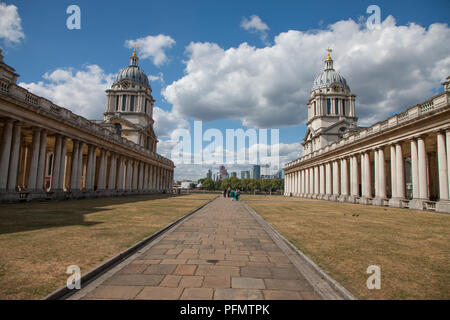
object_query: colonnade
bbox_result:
[0,118,173,201]
[285,130,450,213]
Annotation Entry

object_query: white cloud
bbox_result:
[148,72,165,85]
[125,35,175,66]
[241,15,270,43]
[19,65,115,120]
[0,2,24,44]
[153,106,190,139]
[164,16,450,128]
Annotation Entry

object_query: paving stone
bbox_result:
[173,264,197,276]
[179,276,204,288]
[116,264,147,274]
[202,276,230,288]
[264,278,313,291]
[132,259,161,265]
[270,267,302,280]
[160,275,182,287]
[144,264,177,275]
[214,288,263,300]
[232,277,266,289]
[104,274,164,286]
[263,290,302,300]
[135,287,183,300]
[195,265,240,277]
[161,259,187,265]
[181,288,213,300]
[87,285,143,299]
[240,266,272,278]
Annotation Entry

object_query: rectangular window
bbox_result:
[122,95,126,111]
[313,101,316,116]
[116,96,119,111]
[130,95,135,112]
[327,99,331,114]
[335,98,339,114]
[145,99,147,113]
[342,99,346,115]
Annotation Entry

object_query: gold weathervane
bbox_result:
[326,48,333,60]
[132,45,140,56]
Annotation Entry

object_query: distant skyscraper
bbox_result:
[252,165,261,179]
[206,169,212,179]
[230,172,237,177]
[219,165,228,180]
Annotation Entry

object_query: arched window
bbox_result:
[335,98,339,114]
[327,99,331,114]
[342,99,346,115]
[122,95,126,111]
[130,95,134,112]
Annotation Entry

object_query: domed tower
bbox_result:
[104,47,158,152]
[302,49,358,156]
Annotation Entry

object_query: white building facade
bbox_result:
[0,49,174,202]
[284,52,450,213]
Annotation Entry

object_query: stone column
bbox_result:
[7,123,22,191]
[117,156,125,191]
[363,151,372,198]
[314,166,319,195]
[396,143,405,199]
[390,144,397,198]
[51,135,62,190]
[27,128,42,190]
[70,140,80,190]
[436,132,448,200]
[351,155,359,197]
[374,149,379,197]
[98,149,106,190]
[378,147,387,199]
[85,145,95,190]
[76,142,84,189]
[0,119,14,190]
[36,130,48,191]
[410,139,420,199]
[292,172,296,195]
[144,163,149,191]
[132,161,138,190]
[58,137,67,190]
[309,167,314,195]
[108,153,117,191]
[332,161,340,196]
[138,162,143,190]
[304,168,309,195]
[126,159,132,191]
[341,158,349,197]
[325,162,332,195]
[319,165,325,196]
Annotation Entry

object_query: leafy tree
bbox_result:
[202,178,215,190]
[189,182,197,189]
[229,176,241,189]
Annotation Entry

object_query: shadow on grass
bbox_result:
[0,193,186,235]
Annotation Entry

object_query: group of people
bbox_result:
[223,187,240,201]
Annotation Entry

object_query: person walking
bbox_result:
[223,189,227,197]
[230,188,235,201]
[235,188,240,201]
[227,187,231,198]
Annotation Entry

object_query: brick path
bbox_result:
[72,196,322,300]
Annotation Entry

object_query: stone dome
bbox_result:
[115,65,149,87]
[312,69,349,91]
[312,53,349,91]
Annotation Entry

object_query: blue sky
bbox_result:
[1,0,449,180]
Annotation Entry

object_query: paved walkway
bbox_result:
[70,197,322,300]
